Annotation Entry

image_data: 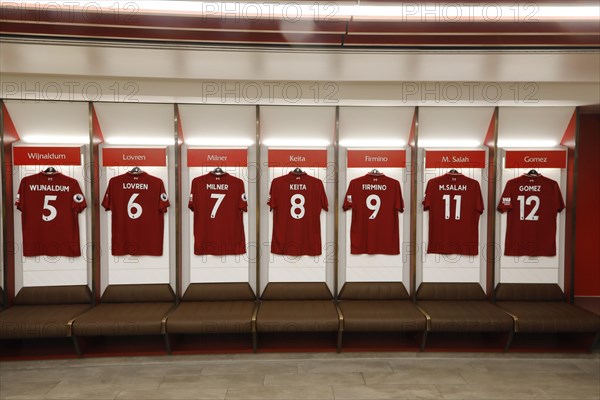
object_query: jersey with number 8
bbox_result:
[102,171,170,256]
[268,172,328,256]
[16,172,87,257]
[498,174,564,256]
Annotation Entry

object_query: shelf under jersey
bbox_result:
[498,174,565,257]
[16,172,87,257]
[188,172,248,256]
[423,172,484,256]
[102,171,170,256]
[343,173,404,255]
[268,171,329,256]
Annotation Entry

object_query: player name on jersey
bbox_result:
[504,150,567,169]
[290,184,307,190]
[13,146,82,166]
[425,150,486,169]
[28,184,70,192]
[439,184,467,191]
[207,183,229,190]
[122,183,150,190]
[362,184,387,190]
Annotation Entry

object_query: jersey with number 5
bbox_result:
[268,172,328,256]
[16,172,87,257]
[102,172,170,256]
[498,174,564,257]
[189,173,248,255]
[343,174,404,255]
[423,173,484,256]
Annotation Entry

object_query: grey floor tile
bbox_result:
[437,384,550,399]
[389,359,488,373]
[333,384,442,400]
[115,388,227,400]
[49,376,162,391]
[540,384,600,400]
[160,373,264,389]
[226,385,334,400]
[200,361,298,376]
[459,370,597,387]
[297,359,393,374]
[477,359,589,374]
[44,387,121,400]
[264,372,364,386]
[363,370,467,385]
[0,380,60,398]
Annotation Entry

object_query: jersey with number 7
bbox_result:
[102,171,170,256]
[268,172,328,256]
[189,172,248,255]
[498,174,564,257]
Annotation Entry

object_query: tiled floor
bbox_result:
[1,352,599,400]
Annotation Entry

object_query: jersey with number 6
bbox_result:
[423,173,484,255]
[102,172,170,256]
[189,173,248,255]
[498,174,564,257]
[268,172,328,256]
[16,172,87,257]
[343,174,404,255]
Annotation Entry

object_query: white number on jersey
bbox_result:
[442,194,462,220]
[42,195,58,222]
[517,195,540,221]
[127,193,143,219]
[210,193,226,218]
[290,194,306,219]
[366,194,381,219]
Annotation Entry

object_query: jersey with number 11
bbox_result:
[102,172,170,256]
[268,172,328,256]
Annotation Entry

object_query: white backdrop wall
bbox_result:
[94,103,176,294]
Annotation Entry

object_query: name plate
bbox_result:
[347,149,406,168]
[425,150,486,169]
[102,147,167,167]
[268,149,327,168]
[505,150,567,168]
[14,146,81,166]
[187,148,248,167]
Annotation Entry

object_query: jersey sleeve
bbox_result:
[422,180,432,210]
[554,182,565,212]
[498,181,512,213]
[342,181,353,211]
[188,179,196,212]
[395,180,404,213]
[475,181,484,214]
[267,180,277,211]
[101,180,112,211]
[239,180,248,212]
[158,180,170,213]
[71,181,87,213]
[319,179,329,212]
[15,179,25,211]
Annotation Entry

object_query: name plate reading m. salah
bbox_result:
[425,150,486,169]
[505,150,567,169]
[268,149,327,168]
[13,146,82,166]
[347,150,406,168]
[102,147,167,167]
[187,148,248,167]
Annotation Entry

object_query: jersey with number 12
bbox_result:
[102,172,170,256]
[268,172,328,256]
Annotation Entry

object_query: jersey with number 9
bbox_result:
[102,171,170,256]
[16,172,87,257]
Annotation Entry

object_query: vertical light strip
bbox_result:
[0,99,7,306]
[333,106,340,300]
[488,106,499,300]
[174,104,182,304]
[255,105,261,300]
[410,107,419,300]
[569,108,580,304]
[88,102,97,306]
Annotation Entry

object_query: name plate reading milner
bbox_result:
[187,148,248,167]
[102,147,167,167]
[14,146,82,166]
[425,150,486,169]
[347,149,406,168]
[268,149,327,168]
[505,150,567,169]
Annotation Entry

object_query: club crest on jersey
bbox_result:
[73,194,84,203]
[160,193,168,202]
[502,197,511,205]
[242,193,247,202]
[346,195,352,203]
[16,194,20,202]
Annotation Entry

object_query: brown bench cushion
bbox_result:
[72,303,173,336]
[182,283,255,302]
[339,282,410,300]
[257,300,339,332]
[261,282,332,300]
[101,284,175,303]
[417,301,514,332]
[417,283,487,301]
[495,283,565,302]
[0,304,91,339]
[167,301,255,334]
[339,301,426,332]
[496,302,600,333]
[14,285,92,305]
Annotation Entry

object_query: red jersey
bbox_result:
[189,173,248,255]
[498,174,565,257]
[102,172,170,256]
[16,172,87,257]
[423,173,484,255]
[343,174,404,255]
[268,172,328,256]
